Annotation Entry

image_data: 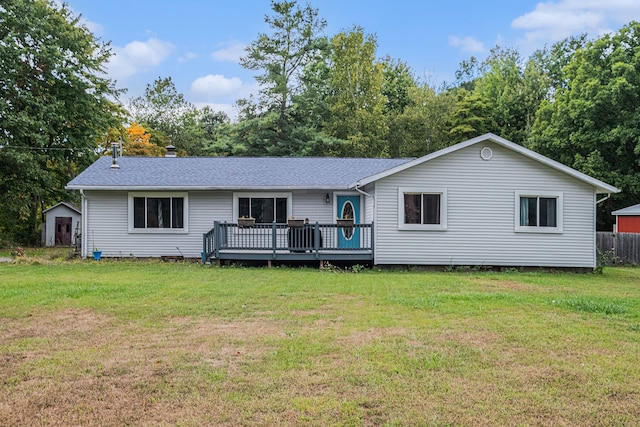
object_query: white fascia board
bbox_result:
[65,185,350,191]
[612,204,640,216]
[351,133,620,194]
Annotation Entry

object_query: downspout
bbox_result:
[80,189,88,259]
[354,181,375,264]
[594,192,612,268]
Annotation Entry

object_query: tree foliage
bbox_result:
[0,0,123,244]
[240,0,327,143]
[130,77,206,156]
[530,22,640,229]
[325,27,388,157]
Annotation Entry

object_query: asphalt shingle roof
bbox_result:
[66,156,413,190]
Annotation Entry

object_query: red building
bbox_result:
[612,204,640,233]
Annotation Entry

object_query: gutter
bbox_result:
[596,193,611,205]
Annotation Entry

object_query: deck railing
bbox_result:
[202,221,373,263]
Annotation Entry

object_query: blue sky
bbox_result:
[63,0,640,119]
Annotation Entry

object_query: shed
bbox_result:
[43,202,82,247]
[611,204,640,233]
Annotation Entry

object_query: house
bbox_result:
[66,133,619,269]
[611,204,640,233]
[42,202,82,247]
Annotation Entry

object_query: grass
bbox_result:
[1,253,639,426]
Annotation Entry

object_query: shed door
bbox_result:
[55,217,72,246]
[337,195,360,248]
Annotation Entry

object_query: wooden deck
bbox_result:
[203,221,373,265]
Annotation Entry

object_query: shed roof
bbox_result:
[66,156,412,191]
[43,201,81,214]
[611,203,640,216]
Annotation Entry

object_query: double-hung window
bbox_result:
[515,192,562,233]
[128,192,188,232]
[234,193,291,224]
[398,188,447,230]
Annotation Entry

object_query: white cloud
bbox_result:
[179,52,198,63]
[210,41,247,62]
[107,38,175,80]
[190,74,243,97]
[448,36,485,53]
[512,1,640,47]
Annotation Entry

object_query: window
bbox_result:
[398,188,447,230]
[128,193,188,233]
[234,193,291,224]
[515,192,562,233]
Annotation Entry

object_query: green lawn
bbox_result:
[1,257,639,426]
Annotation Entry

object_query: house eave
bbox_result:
[65,185,352,192]
[351,133,621,194]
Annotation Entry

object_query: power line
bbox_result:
[0,145,99,151]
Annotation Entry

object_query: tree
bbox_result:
[240,0,327,145]
[325,27,388,157]
[125,123,164,156]
[447,46,548,145]
[530,22,640,230]
[388,85,456,157]
[130,77,206,156]
[0,0,123,244]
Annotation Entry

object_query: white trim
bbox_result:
[232,192,292,223]
[127,192,189,234]
[612,203,640,216]
[352,133,620,194]
[398,187,448,231]
[514,191,563,234]
[333,191,362,223]
[480,146,493,160]
[43,201,81,215]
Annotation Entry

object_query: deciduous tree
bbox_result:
[325,27,387,157]
[530,22,640,229]
[0,0,123,244]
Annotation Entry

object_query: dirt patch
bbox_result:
[0,310,290,426]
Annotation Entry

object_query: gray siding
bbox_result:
[374,142,598,267]
[83,190,333,258]
[291,191,334,223]
[84,190,231,258]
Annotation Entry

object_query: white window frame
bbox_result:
[398,187,447,231]
[232,192,292,224]
[515,191,563,233]
[128,192,189,234]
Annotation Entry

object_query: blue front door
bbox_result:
[337,195,360,248]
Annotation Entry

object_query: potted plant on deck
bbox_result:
[336,217,354,227]
[237,216,255,228]
[287,217,305,227]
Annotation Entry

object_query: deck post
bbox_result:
[314,222,320,259]
[272,222,277,260]
[213,221,221,259]
[202,233,206,264]
[370,221,374,262]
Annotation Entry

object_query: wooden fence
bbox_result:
[596,232,640,265]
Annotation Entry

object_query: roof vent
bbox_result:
[165,145,177,157]
[110,142,120,169]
